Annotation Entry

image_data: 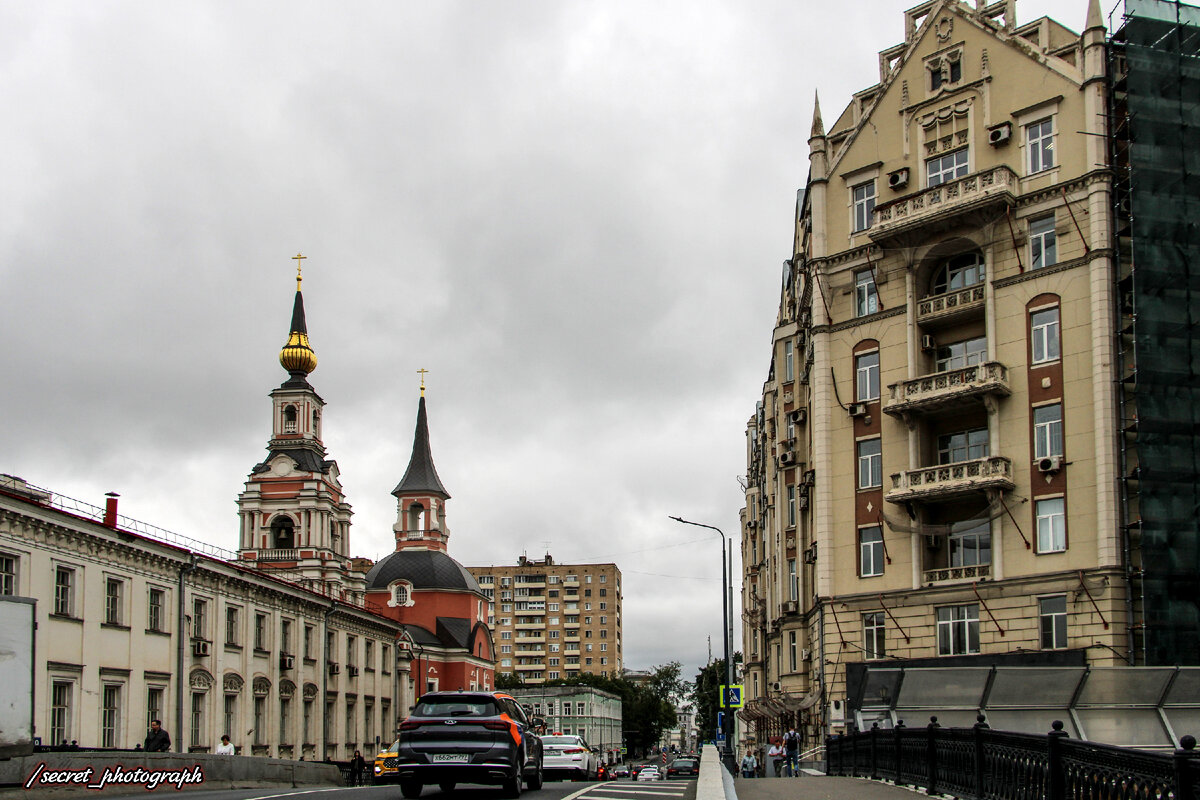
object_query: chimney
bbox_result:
[103,492,120,527]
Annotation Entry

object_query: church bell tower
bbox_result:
[236,256,360,600]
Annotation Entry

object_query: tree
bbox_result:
[543,663,685,756]
[494,672,525,690]
[693,654,742,744]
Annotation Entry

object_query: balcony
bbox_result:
[515,634,545,643]
[923,564,992,585]
[256,549,300,562]
[884,362,1011,417]
[870,166,1018,245]
[886,456,1014,504]
[917,285,986,329]
[515,662,545,671]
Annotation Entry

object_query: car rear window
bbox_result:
[673,759,697,768]
[541,736,581,745]
[414,698,499,717]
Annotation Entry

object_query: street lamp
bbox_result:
[669,516,733,765]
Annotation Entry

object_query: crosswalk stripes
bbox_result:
[578,784,690,800]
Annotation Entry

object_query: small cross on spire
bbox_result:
[417,368,429,397]
[292,253,306,290]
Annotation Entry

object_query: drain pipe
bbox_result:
[321,600,337,760]
[177,553,199,749]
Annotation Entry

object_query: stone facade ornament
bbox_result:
[223,673,244,694]
[189,669,214,691]
[279,679,296,699]
[253,677,272,696]
[303,682,319,701]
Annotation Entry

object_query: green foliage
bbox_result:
[494,672,525,690]
[692,654,742,742]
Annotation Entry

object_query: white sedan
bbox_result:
[540,735,598,781]
[637,766,663,781]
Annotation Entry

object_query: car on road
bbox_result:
[374,690,544,798]
[666,758,699,779]
[636,766,663,781]
[539,734,597,781]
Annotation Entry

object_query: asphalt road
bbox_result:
[92,758,698,800]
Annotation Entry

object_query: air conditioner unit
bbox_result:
[988,122,1012,146]
[849,403,868,417]
[1038,455,1064,473]
[328,661,341,675]
[279,653,295,670]
[771,682,782,692]
[921,334,937,352]
[192,639,210,657]
[783,600,799,614]
[801,648,812,661]
[799,310,812,327]
[803,544,818,564]
[803,470,816,487]
[348,665,360,677]
[887,168,910,190]
[789,408,807,425]
[926,534,940,549]
[779,452,797,466]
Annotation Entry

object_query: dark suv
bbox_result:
[380,691,543,798]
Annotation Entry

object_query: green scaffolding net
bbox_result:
[1114,0,1200,665]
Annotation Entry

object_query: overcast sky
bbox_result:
[2,0,1093,684]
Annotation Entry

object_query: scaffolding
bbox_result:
[1110,0,1200,666]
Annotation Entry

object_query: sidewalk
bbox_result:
[732,774,922,800]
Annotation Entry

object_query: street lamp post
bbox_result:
[669,516,733,766]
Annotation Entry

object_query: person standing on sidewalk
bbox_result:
[783,727,801,776]
[767,738,784,777]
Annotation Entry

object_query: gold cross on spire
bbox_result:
[417,368,429,397]
[292,253,306,290]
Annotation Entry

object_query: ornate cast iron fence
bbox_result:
[827,717,1200,800]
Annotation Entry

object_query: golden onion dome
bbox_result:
[279,254,317,375]
[280,331,318,374]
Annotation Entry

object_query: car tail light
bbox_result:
[564,747,585,754]
[482,720,510,731]
[399,720,426,731]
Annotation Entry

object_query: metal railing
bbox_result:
[827,718,1200,800]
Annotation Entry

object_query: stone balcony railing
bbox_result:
[884,362,1011,417]
[886,456,1014,504]
[256,548,300,562]
[923,563,991,585]
[871,166,1018,243]
[917,285,987,327]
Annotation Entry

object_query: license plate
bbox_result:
[431,754,469,763]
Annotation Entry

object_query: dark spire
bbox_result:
[290,289,308,335]
[392,395,450,499]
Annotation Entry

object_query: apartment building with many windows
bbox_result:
[737,0,1200,752]
[466,555,622,683]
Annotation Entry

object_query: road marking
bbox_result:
[582,787,689,796]
[240,788,362,800]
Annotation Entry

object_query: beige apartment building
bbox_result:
[740,0,1138,750]
[466,555,622,683]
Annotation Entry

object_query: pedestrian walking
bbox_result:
[783,727,800,776]
[740,750,758,778]
[143,720,171,753]
[767,738,784,777]
[352,750,366,786]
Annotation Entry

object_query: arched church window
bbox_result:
[931,252,985,295]
[394,585,409,606]
[312,410,320,435]
[283,405,298,434]
[270,516,295,550]
[406,503,425,538]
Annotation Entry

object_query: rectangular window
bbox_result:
[937,428,989,464]
[254,613,268,650]
[382,644,391,674]
[191,692,205,747]
[346,700,356,746]
[949,522,991,567]
[105,578,123,626]
[281,619,293,654]
[855,269,878,316]
[859,526,884,577]
[148,588,165,632]
[788,631,798,672]
[303,625,313,659]
[226,606,240,646]
[1039,595,1068,649]
[1031,307,1061,364]
[346,635,356,666]
[253,696,266,745]
[303,700,313,745]
[936,604,980,655]
[51,680,73,745]
[281,696,292,743]
[864,612,886,659]
[364,639,374,669]
[193,599,208,640]
[856,351,880,402]
[783,340,794,382]
[788,559,798,601]
[147,687,164,730]
[1036,497,1066,553]
[1026,118,1055,173]
[935,336,987,372]
[0,553,15,595]
[224,694,237,741]
[852,181,876,232]
[927,148,969,186]
[1034,404,1064,459]
[54,566,75,617]
[858,438,882,489]
[1030,215,1057,269]
[787,486,796,527]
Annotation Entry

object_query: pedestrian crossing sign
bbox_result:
[721,685,744,708]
